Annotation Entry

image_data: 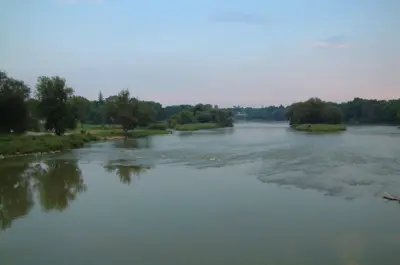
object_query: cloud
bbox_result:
[212,12,268,25]
[313,36,348,48]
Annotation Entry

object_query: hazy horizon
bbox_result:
[1,0,399,107]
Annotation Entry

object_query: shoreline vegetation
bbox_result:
[0,70,233,157]
[286,98,347,133]
[292,124,346,132]
[173,123,222,131]
[0,127,171,158]
[0,70,399,155]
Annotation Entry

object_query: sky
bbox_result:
[1,0,399,107]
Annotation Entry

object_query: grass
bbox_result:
[293,124,346,132]
[130,129,171,137]
[146,122,168,130]
[0,133,101,156]
[0,127,171,157]
[75,123,122,131]
[174,123,221,131]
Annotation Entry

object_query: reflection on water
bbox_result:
[104,159,151,185]
[112,137,152,149]
[0,158,86,230]
[0,159,34,230]
[1,124,400,265]
[32,159,86,212]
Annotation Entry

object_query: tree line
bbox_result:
[285,97,400,125]
[0,71,234,135]
[1,70,399,134]
[233,98,400,125]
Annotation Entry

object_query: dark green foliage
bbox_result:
[338,98,400,124]
[286,98,344,125]
[294,124,346,132]
[232,105,286,121]
[167,105,233,130]
[0,71,30,133]
[0,133,100,156]
[1,69,400,144]
[36,76,77,135]
[147,122,167,130]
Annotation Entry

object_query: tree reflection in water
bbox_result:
[104,159,150,185]
[32,159,86,212]
[0,160,34,230]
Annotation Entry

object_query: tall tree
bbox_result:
[115,89,139,132]
[36,76,77,135]
[0,71,30,133]
[70,96,90,128]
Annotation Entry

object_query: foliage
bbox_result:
[70,95,90,127]
[232,105,286,121]
[0,71,30,133]
[293,124,346,132]
[337,97,400,124]
[114,89,139,132]
[1,70,399,139]
[36,76,77,135]
[174,123,221,131]
[147,122,168,130]
[168,104,233,130]
[286,98,344,125]
[0,133,100,156]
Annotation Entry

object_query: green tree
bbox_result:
[286,98,344,125]
[0,71,31,133]
[36,76,77,135]
[137,101,157,127]
[70,96,90,128]
[115,89,139,132]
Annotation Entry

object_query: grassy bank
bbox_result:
[0,133,101,156]
[0,129,171,157]
[174,123,222,131]
[293,124,346,132]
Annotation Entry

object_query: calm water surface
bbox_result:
[1,123,400,265]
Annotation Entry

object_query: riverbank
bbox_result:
[293,124,346,132]
[174,123,225,131]
[0,129,171,158]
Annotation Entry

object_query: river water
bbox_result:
[1,123,400,265]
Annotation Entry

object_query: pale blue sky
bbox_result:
[1,0,399,106]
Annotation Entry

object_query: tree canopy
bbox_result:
[0,70,399,136]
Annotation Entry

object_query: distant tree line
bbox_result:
[1,70,399,135]
[0,71,233,135]
[233,98,400,125]
[167,103,233,128]
[232,105,286,121]
[285,97,400,125]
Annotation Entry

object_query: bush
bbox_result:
[147,122,167,130]
[174,123,221,131]
[0,133,101,156]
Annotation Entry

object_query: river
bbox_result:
[1,123,400,265]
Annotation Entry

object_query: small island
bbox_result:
[286,98,346,132]
[167,104,233,131]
